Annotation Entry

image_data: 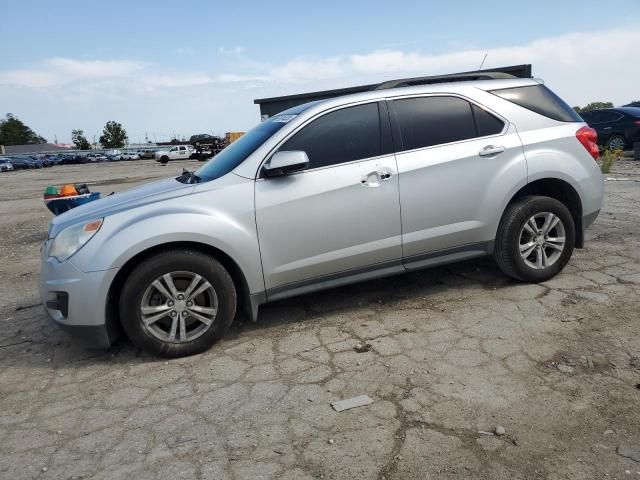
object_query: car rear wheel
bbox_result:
[160,156,169,164]
[606,135,626,151]
[495,195,575,282]
[120,249,236,357]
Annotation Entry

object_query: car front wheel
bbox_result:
[495,195,575,282]
[120,249,237,357]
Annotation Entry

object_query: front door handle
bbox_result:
[360,169,393,187]
[479,145,505,157]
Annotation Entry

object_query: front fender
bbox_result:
[70,180,265,295]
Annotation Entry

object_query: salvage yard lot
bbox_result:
[1,159,640,479]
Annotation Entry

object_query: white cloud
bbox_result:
[142,73,214,88]
[0,58,146,87]
[267,56,345,83]
[0,29,637,143]
[218,46,245,55]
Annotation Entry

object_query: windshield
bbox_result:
[194,118,287,181]
[195,101,321,182]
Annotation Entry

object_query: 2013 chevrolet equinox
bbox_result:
[40,74,604,357]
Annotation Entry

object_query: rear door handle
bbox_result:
[479,145,505,157]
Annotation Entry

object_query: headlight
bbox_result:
[49,219,103,262]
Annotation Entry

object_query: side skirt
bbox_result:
[260,241,494,308]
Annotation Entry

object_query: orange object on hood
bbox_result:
[60,184,78,196]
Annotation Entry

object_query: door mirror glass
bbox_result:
[262,151,309,177]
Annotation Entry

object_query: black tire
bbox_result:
[495,195,575,282]
[605,135,626,151]
[160,155,169,164]
[119,249,236,357]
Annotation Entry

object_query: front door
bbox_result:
[255,102,403,299]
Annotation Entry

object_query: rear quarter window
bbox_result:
[490,84,582,123]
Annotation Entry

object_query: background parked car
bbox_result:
[86,153,108,162]
[9,156,38,169]
[120,152,140,160]
[154,145,190,163]
[0,157,14,172]
[581,107,640,151]
[45,155,64,166]
[139,149,156,159]
[60,154,88,165]
[33,155,51,167]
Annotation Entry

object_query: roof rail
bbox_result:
[372,69,524,91]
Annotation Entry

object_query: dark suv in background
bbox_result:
[580,107,640,151]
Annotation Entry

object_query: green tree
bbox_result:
[99,121,128,148]
[71,129,91,150]
[576,101,614,113]
[0,113,47,145]
[626,100,640,107]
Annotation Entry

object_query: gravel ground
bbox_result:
[1,159,640,479]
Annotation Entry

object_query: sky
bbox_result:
[1,0,639,144]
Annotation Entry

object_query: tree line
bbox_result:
[0,114,129,149]
[573,100,640,113]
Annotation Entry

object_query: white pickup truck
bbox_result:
[154,145,192,163]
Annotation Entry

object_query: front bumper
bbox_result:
[39,254,119,348]
[583,209,600,230]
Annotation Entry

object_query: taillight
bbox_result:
[634,120,640,126]
[576,126,600,161]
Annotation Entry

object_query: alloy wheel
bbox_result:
[518,212,566,270]
[608,137,625,151]
[140,271,218,343]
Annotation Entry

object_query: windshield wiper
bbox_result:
[176,168,202,184]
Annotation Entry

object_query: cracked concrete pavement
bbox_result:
[1,159,640,479]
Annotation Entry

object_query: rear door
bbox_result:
[255,101,403,298]
[389,95,527,268]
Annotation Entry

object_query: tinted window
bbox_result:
[394,96,477,150]
[598,112,623,123]
[472,104,504,136]
[580,111,593,121]
[279,103,381,169]
[583,111,621,124]
[490,84,582,122]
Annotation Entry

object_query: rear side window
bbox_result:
[472,104,504,137]
[393,96,477,150]
[598,112,624,123]
[280,102,381,169]
[490,84,582,122]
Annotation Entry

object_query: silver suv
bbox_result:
[40,74,604,357]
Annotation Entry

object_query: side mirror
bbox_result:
[262,150,309,178]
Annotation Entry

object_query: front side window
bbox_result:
[393,96,477,151]
[279,102,382,169]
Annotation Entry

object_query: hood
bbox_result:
[49,177,195,237]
